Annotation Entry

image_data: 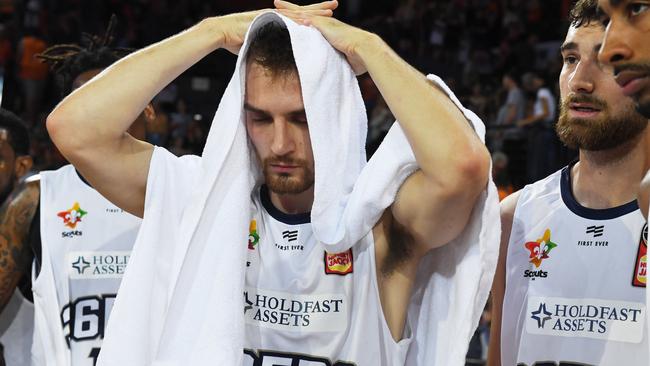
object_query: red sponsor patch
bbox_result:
[324,249,353,275]
[632,224,647,288]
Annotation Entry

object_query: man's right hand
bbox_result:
[47,1,338,218]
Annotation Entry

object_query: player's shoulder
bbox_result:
[500,190,521,221]
[502,168,565,222]
[14,173,41,193]
[24,173,41,185]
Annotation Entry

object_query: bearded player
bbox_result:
[488,0,648,365]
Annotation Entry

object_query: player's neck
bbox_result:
[572,133,646,209]
[269,186,314,215]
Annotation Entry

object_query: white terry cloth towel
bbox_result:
[98,11,500,366]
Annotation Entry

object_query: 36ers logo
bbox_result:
[632,223,647,288]
[324,249,353,275]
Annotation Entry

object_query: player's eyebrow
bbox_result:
[560,42,578,53]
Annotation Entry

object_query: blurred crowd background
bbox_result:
[0,1,578,363]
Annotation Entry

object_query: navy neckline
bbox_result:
[75,169,92,188]
[560,162,638,220]
[260,185,311,225]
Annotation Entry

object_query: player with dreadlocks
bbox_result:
[0,16,154,366]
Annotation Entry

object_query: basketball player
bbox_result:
[488,1,649,365]
[0,108,34,366]
[0,20,150,366]
[46,3,491,365]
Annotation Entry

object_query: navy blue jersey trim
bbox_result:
[560,162,638,220]
[260,185,311,225]
[75,169,93,188]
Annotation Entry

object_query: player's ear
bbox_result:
[14,155,33,179]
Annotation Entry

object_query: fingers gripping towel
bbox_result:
[98,11,500,366]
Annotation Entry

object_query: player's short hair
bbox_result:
[569,0,600,28]
[37,15,133,97]
[0,108,30,156]
[246,21,297,78]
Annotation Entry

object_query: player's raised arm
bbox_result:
[47,5,337,217]
[46,15,240,217]
[277,12,490,252]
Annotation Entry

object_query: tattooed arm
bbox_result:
[0,180,39,313]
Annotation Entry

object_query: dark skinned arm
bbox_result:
[0,180,39,313]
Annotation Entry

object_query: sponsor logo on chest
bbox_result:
[57,202,87,238]
[577,225,609,247]
[68,251,131,279]
[274,229,304,252]
[324,249,354,276]
[526,296,646,343]
[244,287,348,332]
[632,223,647,288]
[523,229,558,280]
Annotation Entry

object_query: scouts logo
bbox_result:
[324,249,353,275]
[525,229,558,268]
[248,220,260,250]
[632,224,647,287]
[57,202,87,229]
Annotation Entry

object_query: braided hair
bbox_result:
[36,15,133,97]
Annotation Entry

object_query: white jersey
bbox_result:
[243,186,410,365]
[502,165,648,366]
[0,290,34,366]
[32,165,141,366]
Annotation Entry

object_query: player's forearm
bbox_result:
[357,35,489,192]
[47,17,225,154]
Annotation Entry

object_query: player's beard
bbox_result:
[263,157,314,195]
[556,94,647,151]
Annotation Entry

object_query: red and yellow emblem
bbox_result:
[324,249,353,275]
[57,202,87,229]
[633,224,647,287]
[248,220,260,250]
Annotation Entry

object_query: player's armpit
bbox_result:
[389,157,489,258]
[0,180,40,313]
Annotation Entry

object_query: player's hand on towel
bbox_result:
[217,11,264,55]
[218,2,336,55]
[276,12,371,75]
[274,0,338,15]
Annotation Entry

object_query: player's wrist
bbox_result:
[353,31,383,62]
[196,17,228,51]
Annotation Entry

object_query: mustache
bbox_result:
[614,62,650,77]
[562,93,607,110]
[263,157,307,167]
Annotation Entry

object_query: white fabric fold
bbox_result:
[98,11,499,366]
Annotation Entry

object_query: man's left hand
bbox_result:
[276,7,372,75]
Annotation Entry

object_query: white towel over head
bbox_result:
[98,11,500,366]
